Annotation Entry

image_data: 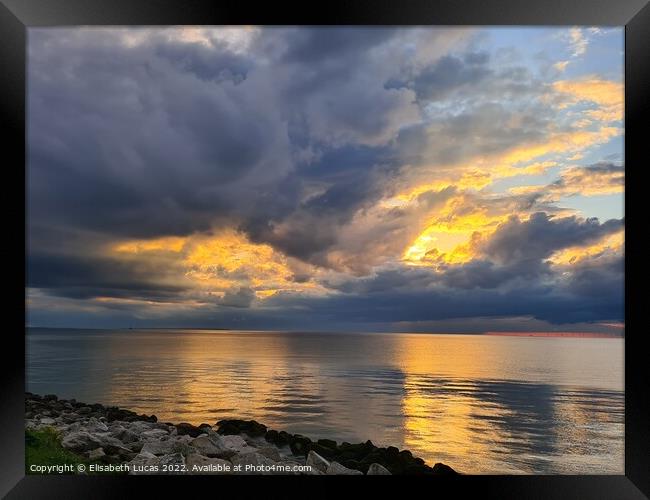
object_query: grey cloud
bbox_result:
[395,102,550,168]
[218,287,256,308]
[275,27,400,64]
[481,212,623,265]
[27,252,190,301]
[387,53,492,101]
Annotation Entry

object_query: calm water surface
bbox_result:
[26,329,624,474]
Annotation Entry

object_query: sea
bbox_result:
[26,328,624,474]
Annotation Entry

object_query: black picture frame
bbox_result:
[2,1,647,498]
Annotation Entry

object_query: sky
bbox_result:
[26,27,624,333]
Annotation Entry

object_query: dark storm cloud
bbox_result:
[276,27,400,64]
[218,287,256,308]
[27,252,189,300]
[480,212,623,265]
[386,52,493,101]
[27,27,418,253]
[28,28,292,242]
[265,274,623,326]
[154,40,252,84]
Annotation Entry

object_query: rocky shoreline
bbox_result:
[25,393,457,475]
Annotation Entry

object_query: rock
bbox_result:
[220,434,256,454]
[277,431,292,446]
[66,422,83,433]
[317,438,337,449]
[289,435,312,457]
[128,451,161,475]
[310,443,336,460]
[185,454,233,474]
[60,413,80,424]
[189,435,235,459]
[306,450,330,473]
[216,419,267,437]
[43,394,58,401]
[39,417,56,425]
[336,450,360,462]
[87,448,106,461]
[230,452,277,474]
[264,429,279,444]
[86,417,109,433]
[128,441,144,453]
[337,441,373,460]
[77,406,92,415]
[61,431,102,452]
[342,459,362,472]
[403,464,430,474]
[141,428,169,440]
[360,450,385,466]
[241,420,267,437]
[367,463,391,475]
[106,407,136,422]
[175,422,202,438]
[140,436,195,455]
[215,420,240,435]
[432,462,457,475]
[126,421,155,433]
[112,428,140,443]
[102,442,135,459]
[140,440,177,456]
[151,422,173,431]
[158,452,186,474]
[256,446,281,462]
[326,461,363,475]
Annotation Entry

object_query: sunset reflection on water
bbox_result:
[27,329,624,474]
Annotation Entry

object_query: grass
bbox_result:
[25,427,127,475]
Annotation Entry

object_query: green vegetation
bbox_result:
[25,427,126,475]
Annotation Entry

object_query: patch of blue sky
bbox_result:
[578,135,624,165]
[562,28,624,80]
[480,27,623,81]
[487,165,564,194]
[558,193,624,221]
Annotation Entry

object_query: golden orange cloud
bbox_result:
[553,77,623,123]
[548,229,623,266]
[110,229,326,302]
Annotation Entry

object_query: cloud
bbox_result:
[568,27,589,57]
[27,251,190,301]
[218,287,256,308]
[477,212,623,265]
[511,162,624,199]
[386,52,493,101]
[553,77,623,122]
[26,27,624,330]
